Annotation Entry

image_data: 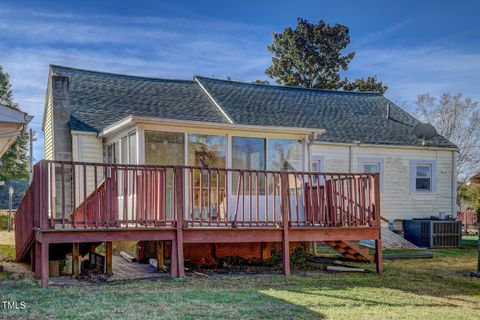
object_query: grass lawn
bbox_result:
[0,235,479,319]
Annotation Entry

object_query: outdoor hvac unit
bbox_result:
[403,219,462,248]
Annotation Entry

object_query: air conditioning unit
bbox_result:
[403,219,462,248]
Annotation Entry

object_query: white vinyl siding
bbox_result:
[72,133,104,207]
[44,92,54,160]
[311,144,455,221]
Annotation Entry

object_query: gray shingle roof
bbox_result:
[195,76,456,148]
[48,65,456,149]
[50,66,229,132]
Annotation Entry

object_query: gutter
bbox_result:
[98,115,326,137]
[312,140,459,152]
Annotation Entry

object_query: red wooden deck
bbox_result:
[16,160,383,288]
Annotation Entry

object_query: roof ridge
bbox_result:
[194,75,383,96]
[49,65,195,83]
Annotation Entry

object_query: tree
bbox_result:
[414,93,480,182]
[266,18,355,90]
[0,65,29,181]
[252,80,270,85]
[264,18,387,93]
[343,76,388,94]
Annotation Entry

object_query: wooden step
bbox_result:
[324,240,372,262]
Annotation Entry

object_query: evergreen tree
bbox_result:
[265,18,387,93]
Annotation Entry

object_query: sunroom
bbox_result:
[99,116,325,225]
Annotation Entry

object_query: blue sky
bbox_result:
[1,0,479,160]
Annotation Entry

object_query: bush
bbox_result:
[0,213,14,230]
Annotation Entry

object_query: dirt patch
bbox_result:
[0,230,15,245]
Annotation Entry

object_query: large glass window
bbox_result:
[145,131,184,165]
[232,137,266,170]
[188,134,226,168]
[188,134,227,220]
[232,137,266,195]
[129,132,137,164]
[268,139,303,171]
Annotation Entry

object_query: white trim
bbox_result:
[136,125,145,165]
[358,157,384,192]
[194,77,234,124]
[71,130,97,136]
[99,115,325,137]
[452,151,458,216]
[312,140,458,152]
[410,160,437,195]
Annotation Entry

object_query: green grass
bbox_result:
[0,243,15,261]
[0,236,479,319]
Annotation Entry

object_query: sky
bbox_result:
[1,0,479,160]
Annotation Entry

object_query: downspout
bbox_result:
[452,150,458,217]
[348,146,353,173]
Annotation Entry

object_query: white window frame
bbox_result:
[310,155,324,173]
[410,160,437,194]
[358,157,384,192]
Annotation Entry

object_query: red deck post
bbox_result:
[173,167,185,277]
[72,243,80,277]
[40,241,49,288]
[373,174,383,275]
[156,241,165,271]
[35,241,41,279]
[280,172,290,276]
[106,241,113,276]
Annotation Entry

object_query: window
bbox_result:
[363,163,380,174]
[120,137,128,164]
[358,157,384,192]
[310,156,324,185]
[415,164,432,191]
[106,143,116,164]
[129,132,137,164]
[187,134,227,218]
[311,156,324,172]
[268,139,303,171]
[232,137,266,195]
[410,160,437,194]
[188,134,226,168]
[145,131,184,165]
[232,137,266,170]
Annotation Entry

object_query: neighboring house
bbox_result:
[0,102,32,157]
[466,172,480,186]
[42,65,458,222]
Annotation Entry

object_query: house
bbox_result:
[15,65,457,287]
[43,65,458,221]
[0,101,32,157]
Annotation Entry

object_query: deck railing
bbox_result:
[16,160,381,260]
[457,211,478,232]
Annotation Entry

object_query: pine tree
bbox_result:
[0,65,29,181]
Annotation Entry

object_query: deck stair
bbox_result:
[324,240,372,262]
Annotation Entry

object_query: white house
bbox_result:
[42,65,458,224]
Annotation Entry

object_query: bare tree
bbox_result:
[414,93,480,182]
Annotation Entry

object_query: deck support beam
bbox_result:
[40,241,49,288]
[156,241,164,271]
[105,241,113,276]
[280,172,290,276]
[72,243,80,278]
[34,241,41,279]
[375,239,383,275]
[173,167,185,278]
